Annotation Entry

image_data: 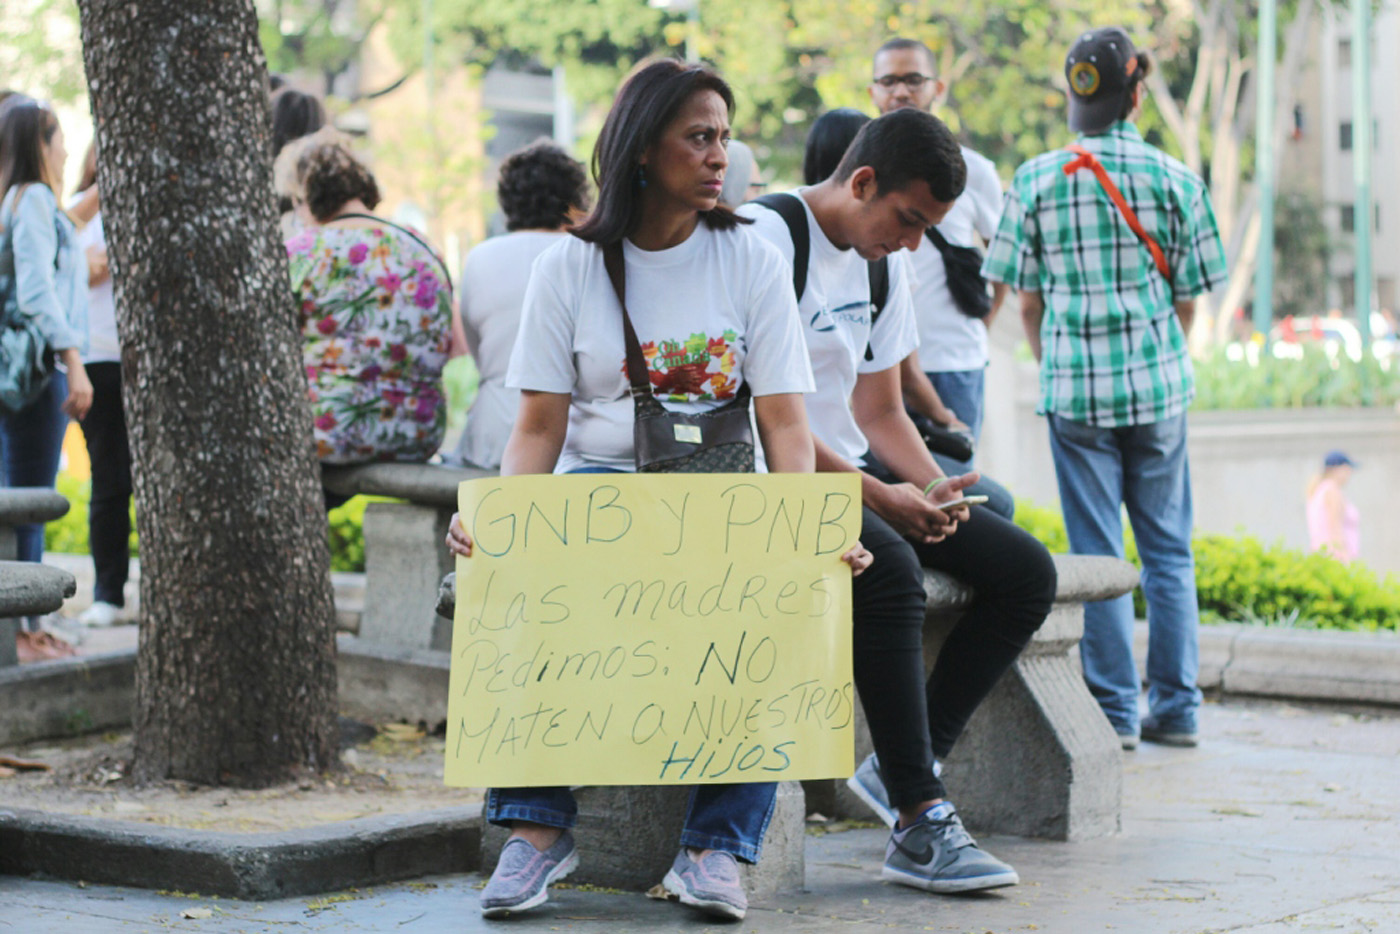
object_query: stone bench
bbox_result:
[1,489,74,667]
[804,554,1137,841]
[434,552,1137,890]
[320,462,493,651]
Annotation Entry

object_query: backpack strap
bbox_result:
[751,192,809,301]
[751,192,890,363]
[1062,144,1171,280]
[864,257,889,361]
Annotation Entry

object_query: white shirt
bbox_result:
[455,230,564,469]
[72,210,119,364]
[505,223,814,474]
[908,146,1003,373]
[738,190,919,467]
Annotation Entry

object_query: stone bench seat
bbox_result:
[2,490,75,667]
[320,462,494,650]
[434,552,1137,891]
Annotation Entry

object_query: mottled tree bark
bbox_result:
[78,0,339,786]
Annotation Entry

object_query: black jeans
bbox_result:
[78,362,133,607]
[852,477,1056,808]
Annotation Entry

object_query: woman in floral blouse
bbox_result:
[285,135,454,472]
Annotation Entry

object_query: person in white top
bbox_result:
[448,141,590,469]
[739,108,1055,897]
[70,144,134,628]
[443,59,869,923]
[869,38,1015,518]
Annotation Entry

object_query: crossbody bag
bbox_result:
[600,241,754,474]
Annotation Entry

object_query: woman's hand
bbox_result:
[841,541,873,577]
[59,351,93,420]
[445,511,473,557]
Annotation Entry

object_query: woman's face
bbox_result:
[640,89,730,217]
[42,122,67,191]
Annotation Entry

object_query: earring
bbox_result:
[637,165,647,189]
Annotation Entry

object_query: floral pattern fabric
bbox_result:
[286,224,452,464]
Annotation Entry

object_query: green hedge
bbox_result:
[1191,344,1400,410]
[1014,499,1400,632]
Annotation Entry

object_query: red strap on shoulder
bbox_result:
[1063,144,1171,280]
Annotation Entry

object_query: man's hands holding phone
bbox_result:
[868,472,980,544]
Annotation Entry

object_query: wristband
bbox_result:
[922,477,951,497]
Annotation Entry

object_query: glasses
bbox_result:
[872,73,935,90]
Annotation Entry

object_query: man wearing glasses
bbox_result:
[868,38,1013,519]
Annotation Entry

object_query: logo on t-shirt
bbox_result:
[810,300,873,334]
[631,330,739,402]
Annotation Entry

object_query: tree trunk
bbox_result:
[78,0,340,786]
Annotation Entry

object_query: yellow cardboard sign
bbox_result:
[444,473,859,788]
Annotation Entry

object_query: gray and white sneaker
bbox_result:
[882,802,1019,893]
[479,832,578,918]
[662,847,747,921]
[846,753,943,829]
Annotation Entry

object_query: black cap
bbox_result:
[1065,27,1138,134]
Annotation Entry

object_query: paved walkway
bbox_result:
[4,696,1399,933]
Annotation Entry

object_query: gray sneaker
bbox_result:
[882,803,1019,893]
[479,832,578,918]
[1141,722,1199,747]
[662,848,746,921]
[846,752,944,828]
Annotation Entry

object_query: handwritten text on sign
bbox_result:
[444,473,859,788]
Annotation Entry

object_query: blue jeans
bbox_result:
[926,368,985,442]
[486,783,778,864]
[1047,412,1201,735]
[0,372,69,563]
[486,463,778,863]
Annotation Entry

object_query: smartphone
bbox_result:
[933,494,989,512]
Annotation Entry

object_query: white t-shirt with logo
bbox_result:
[908,146,1003,373]
[738,190,919,467]
[505,222,814,474]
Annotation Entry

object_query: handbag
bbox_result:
[601,241,755,474]
[0,184,56,415]
[924,225,992,320]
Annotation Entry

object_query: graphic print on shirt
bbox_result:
[810,300,873,335]
[629,330,739,402]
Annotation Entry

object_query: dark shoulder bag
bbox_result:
[0,184,58,415]
[924,225,992,320]
[601,242,754,474]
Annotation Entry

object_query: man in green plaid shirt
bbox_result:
[983,27,1227,750]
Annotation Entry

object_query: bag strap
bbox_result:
[864,257,889,362]
[600,241,654,399]
[332,212,454,293]
[1062,145,1171,280]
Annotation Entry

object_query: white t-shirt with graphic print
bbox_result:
[738,190,919,467]
[505,222,815,474]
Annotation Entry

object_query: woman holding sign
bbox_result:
[445,59,869,921]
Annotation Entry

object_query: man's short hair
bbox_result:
[831,108,966,203]
[874,37,936,72]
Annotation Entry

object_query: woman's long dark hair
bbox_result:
[0,101,59,201]
[803,108,871,185]
[572,59,746,245]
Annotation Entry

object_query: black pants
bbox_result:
[852,484,1057,808]
[78,362,133,607]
